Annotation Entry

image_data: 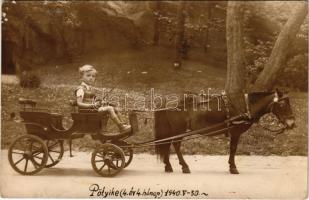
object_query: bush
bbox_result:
[277,53,308,91]
[19,71,41,88]
[244,38,273,84]
[244,37,308,91]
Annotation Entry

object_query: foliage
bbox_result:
[277,53,308,91]
[2,1,308,91]
[244,38,273,84]
[152,2,226,47]
[243,2,308,91]
[19,71,41,88]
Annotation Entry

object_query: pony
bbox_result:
[154,89,295,174]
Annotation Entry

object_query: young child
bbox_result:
[75,65,131,133]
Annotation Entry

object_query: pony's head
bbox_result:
[269,89,295,129]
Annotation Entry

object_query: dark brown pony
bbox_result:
[154,89,295,174]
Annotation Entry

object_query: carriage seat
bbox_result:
[68,99,109,132]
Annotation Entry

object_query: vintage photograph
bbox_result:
[1,0,308,198]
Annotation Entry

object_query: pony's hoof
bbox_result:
[165,166,173,173]
[229,167,239,174]
[182,167,191,174]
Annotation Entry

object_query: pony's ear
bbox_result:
[275,88,284,97]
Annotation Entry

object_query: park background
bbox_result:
[1,1,307,155]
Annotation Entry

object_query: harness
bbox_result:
[258,96,291,134]
[221,92,252,137]
[221,92,230,137]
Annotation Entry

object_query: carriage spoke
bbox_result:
[48,153,55,163]
[98,152,106,158]
[112,157,122,161]
[31,141,41,149]
[91,144,125,177]
[29,140,34,151]
[9,135,49,175]
[48,150,61,153]
[99,163,106,171]
[32,144,41,150]
[109,161,117,169]
[32,151,43,156]
[30,158,39,169]
[24,158,29,172]
[14,156,25,166]
[48,141,59,149]
[12,151,25,155]
[33,154,43,160]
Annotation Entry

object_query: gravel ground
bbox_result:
[0,150,307,199]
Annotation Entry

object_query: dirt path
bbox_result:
[0,150,307,199]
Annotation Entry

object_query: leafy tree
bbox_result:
[253,2,308,91]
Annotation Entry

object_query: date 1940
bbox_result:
[164,189,207,197]
[89,184,208,198]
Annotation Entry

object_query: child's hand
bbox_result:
[94,101,101,108]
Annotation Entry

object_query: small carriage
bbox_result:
[8,98,139,177]
[8,90,295,176]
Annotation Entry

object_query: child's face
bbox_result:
[82,70,96,85]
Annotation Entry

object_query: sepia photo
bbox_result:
[0,0,308,199]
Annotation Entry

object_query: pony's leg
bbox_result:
[163,143,173,172]
[173,141,190,173]
[229,133,241,174]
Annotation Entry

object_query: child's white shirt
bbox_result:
[76,82,91,98]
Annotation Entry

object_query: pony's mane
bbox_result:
[249,92,274,104]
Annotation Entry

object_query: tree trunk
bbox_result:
[253,3,308,91]
[225,1,246,113]
[225,2,245,93]
[23,22,30,50]
[174,1,187,68]
[153,1,162,46]
[204,2,212,52]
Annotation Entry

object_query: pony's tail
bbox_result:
[155,143,171,161]
[154,110,171,161]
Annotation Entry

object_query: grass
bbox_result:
[1,47,307,155]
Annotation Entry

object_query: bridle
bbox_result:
[257,120,287,135]
[259,96,291,134]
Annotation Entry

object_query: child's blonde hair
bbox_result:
[79,65,97,76]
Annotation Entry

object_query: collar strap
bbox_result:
[244,93,251,119]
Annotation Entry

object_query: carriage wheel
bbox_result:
[91,144,125,177]
[44,139,64,168]
[8,135,48,175]
[111,140,133,168]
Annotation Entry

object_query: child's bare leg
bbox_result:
[98,106,131,132]
[113,106,124,123]
[99,106,120,122]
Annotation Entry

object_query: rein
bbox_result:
[222,93,289,135]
